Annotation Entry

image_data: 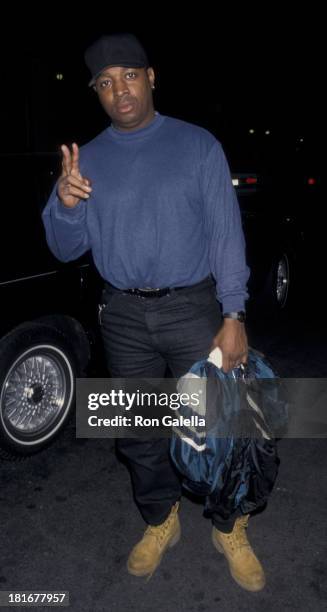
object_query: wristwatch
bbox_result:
[223,311,246,323]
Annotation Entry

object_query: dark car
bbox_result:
[0,153,102,459]
[231,170,303,315]
[224,131,321,316]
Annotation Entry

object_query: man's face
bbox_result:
[93,66,155,132]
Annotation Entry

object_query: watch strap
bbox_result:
[223,311,246,322]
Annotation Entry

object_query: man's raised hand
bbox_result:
[57,143,92,208]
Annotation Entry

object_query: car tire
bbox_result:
[0,322,78,460]
[263,252,291,313]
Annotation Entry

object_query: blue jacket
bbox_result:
[170,348,288,518]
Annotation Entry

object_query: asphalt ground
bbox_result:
[1,305,327,612]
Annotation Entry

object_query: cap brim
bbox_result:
[88,62,149,87]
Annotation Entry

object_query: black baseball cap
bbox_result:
[84,33,150,87]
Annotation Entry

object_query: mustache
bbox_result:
[115,95,134,105]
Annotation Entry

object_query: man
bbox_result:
[42,33,265,591]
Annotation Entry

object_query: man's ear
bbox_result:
[147,67,155,88]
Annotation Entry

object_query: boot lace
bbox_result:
[144,504,178,546]
[223,514,250,552]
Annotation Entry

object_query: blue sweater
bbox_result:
[42,113,250,312]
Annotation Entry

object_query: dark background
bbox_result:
[1,8,323,169]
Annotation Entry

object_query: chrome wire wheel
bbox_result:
[0,344,74,447]
[276,254,290,308]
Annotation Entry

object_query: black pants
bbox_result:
[99,275,242,532]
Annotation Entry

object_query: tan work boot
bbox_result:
[212,514,266,592]
[127,501,181,579]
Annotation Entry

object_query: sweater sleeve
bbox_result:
[42,180,91,263]
[202,141,250,312]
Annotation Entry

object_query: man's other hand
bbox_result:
[57,143,93,208]
[212,318,248,373]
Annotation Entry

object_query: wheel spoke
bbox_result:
[276,256,289,306]
[2,350,67,434]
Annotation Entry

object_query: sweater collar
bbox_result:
[107,112,164,141]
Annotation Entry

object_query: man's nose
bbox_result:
[113,79,129,97]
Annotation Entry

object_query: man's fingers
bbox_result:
[64,185,91,200]
[61,145,72,176]
[222,362,230,373]
[64,174,92,193]
[71,143,81,177]
[221,354,230,373]
[222,354,242,372]
[61,143,83,179]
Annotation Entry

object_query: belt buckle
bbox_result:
[138,287,159,292]
[137,287,169,297]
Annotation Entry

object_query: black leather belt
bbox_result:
[122,287,174,297]
[104,276,213,298]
